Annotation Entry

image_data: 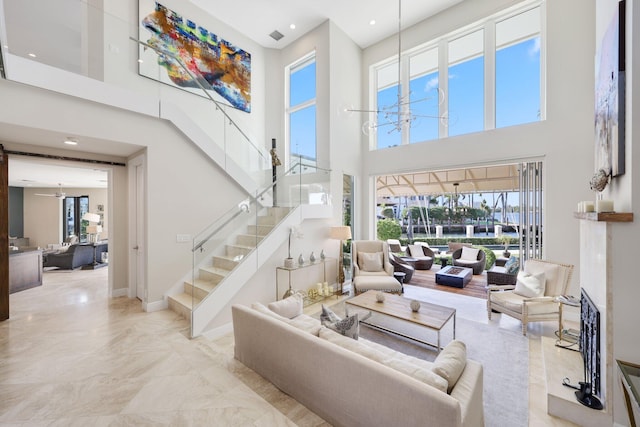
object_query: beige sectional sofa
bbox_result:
[232,303,484,427]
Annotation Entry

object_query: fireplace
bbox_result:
[579,289,601,399]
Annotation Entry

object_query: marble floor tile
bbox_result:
[0,267,578,426]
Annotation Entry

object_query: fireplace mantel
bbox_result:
[573,212,633,222]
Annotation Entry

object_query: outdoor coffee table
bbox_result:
[436,265,473,288]
[345,290,456,353]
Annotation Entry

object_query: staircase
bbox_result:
[168,206,291,321]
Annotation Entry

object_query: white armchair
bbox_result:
[351,240,401,295]
[487,259,574,335]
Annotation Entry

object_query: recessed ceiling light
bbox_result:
[370,20,376,26]
[63,138,78,145]
[28,52,36,58]
[290,24,296,30]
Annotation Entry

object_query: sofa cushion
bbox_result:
[433,340,467,393]
[460,246,480,261]
[252,303,322,335]
[288,314,322,336]
[252,302,289,321]
[408,244,423,257]
[359,252,384,272]
[505,256,520,274]
[514,271,545,298]
[318,328,447,393]
[326,313,359,339]
[268,294,303,319]
[320,304,341,325]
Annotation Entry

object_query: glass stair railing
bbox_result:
[170,163,330,336]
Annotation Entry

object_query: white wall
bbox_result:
[360,0,595,299]
[595,0,640,424]
[101,0,269,184]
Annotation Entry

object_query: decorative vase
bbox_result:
[310,251,316,263]
[376,292,386,303]
[298,253,305,266]
[284,258,295,268]
[320,249,325,260]
[503,250,511,258]
[410,300,421,312]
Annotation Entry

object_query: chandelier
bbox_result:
[346,0,450,136]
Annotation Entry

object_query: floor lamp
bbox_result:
[329,226,351,296]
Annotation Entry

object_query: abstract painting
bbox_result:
[594,0,625,177]
[138,1,251,112]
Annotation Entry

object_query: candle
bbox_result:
[584,201,595,212]
[577,202,584,213]
[316,283,322,295]
[596,199,614,213]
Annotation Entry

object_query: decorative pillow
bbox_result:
[408,245,424,257]
[513,271,546,298]
[359,252,384,272]
[504,256,520,275]
[460,246,480,261]
[267,294,303,319]
[432,340,467,393]
[326,313,359,340]
[251,302,288,322]
[320,304,341,325]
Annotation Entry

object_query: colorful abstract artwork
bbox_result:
[139,1,251,112]
[594,1,625,177]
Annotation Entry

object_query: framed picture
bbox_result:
[594,0,625,177]
[137,1,251,112]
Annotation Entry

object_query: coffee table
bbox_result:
[345,290,456,353]
[436,265,473,288]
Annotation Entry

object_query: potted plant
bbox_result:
[497,235,512,258]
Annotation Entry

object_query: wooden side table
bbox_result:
[617,360,640,427]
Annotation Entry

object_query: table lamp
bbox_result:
[329,226,352,295]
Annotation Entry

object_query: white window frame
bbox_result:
[369,1,543,148]
[285,51,317,169]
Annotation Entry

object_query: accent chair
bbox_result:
[487,259,574,335]
[452,247,486,275]
[352,240,402,295]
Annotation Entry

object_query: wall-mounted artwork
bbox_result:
[594,0,625,177]
[138,1,251,112]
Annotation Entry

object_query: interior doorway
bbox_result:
[5,156,111,310]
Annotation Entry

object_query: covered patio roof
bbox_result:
[376,164,520,197]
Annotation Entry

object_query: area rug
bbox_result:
[314,302,529,427]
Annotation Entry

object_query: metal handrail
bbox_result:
[191,162,331,252]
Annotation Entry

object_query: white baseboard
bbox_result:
[111,288,128,298]
[145,299,168,312]
[202,322,233,340]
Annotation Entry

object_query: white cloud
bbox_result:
[424,76,439,91]
[528,38,541,57]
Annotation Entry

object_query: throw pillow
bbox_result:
[359,252,384,272]
[513,271,546,298]
[432,340,467,393]
[408,244,423,258]
[267,293,303,319]
[460,246,480,261]
[327,313,359,340]
[320,304,341,325]
[505,256,520,275]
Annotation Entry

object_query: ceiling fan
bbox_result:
[35,183,68,199]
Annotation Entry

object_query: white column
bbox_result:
[435,225,443,238]
[466,225,474,238]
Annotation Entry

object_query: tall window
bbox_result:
[409,48,440,143]
[287,53,316,167]
[495,8,541,128]
[375,60,402,149]
[369,4,542,148]
[448,30,484,137]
